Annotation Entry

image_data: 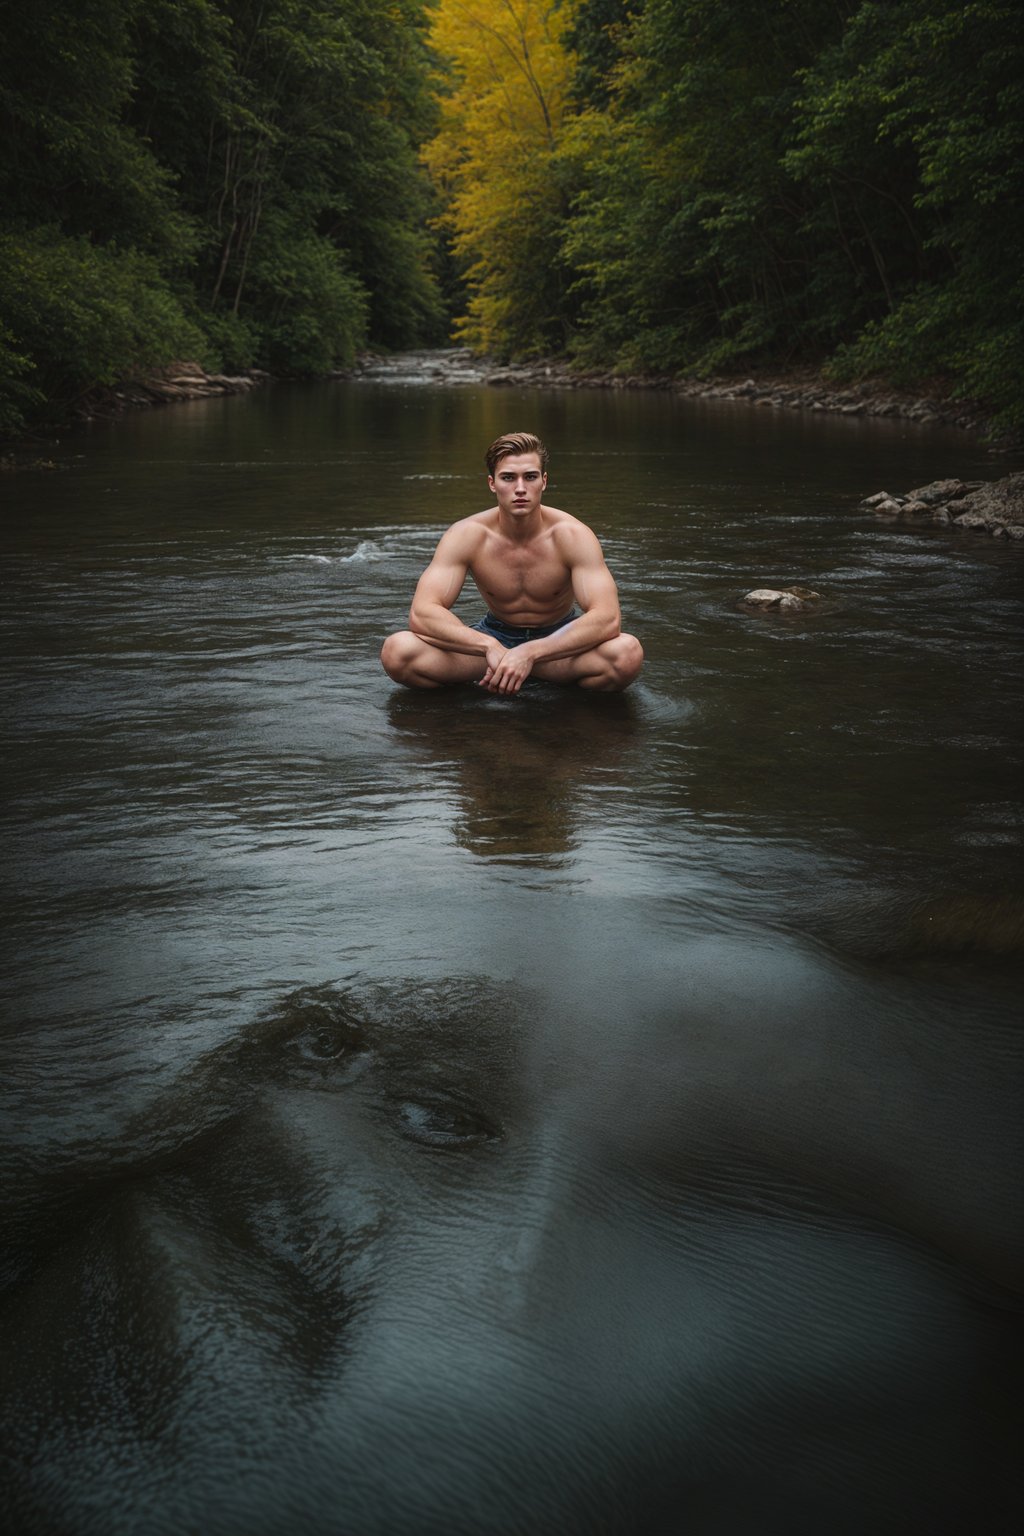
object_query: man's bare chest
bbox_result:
[470,538,569,602]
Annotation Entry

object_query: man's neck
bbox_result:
[496,504,545,541]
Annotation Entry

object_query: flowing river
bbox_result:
[2,368,1021,1534]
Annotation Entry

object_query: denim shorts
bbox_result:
[470,609,578,647]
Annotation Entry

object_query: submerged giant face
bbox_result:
[1,951,1019,1534]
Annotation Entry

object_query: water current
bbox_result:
[2,371,1022,1533]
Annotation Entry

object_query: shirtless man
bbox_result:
[380,432,644,694]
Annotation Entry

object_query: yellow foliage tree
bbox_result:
[424,0,578,357]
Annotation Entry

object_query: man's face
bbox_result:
[488,452,547,519]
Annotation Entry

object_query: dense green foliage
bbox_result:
[0,0,443,434]
[427,0,1023,429]
[3,0,1020,435]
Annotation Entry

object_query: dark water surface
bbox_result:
[2,377,1022,1534]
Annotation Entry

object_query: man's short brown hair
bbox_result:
[485,431,549,477]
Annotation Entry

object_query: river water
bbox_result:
[2,373,1021,1534]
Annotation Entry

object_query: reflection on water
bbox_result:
[388,689,639,867]
[0,378,1021,1533]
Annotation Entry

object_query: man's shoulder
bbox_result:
[439,510,493,549]
[542,504,594,532]
[454,508,499,533]
[544,506,603,553]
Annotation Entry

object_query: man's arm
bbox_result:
[480,525,622,693]
[408,523,497,657]
[532,524,622,660]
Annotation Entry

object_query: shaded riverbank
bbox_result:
[77,359,270,419]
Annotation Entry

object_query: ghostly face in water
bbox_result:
[1,952,1018,1535]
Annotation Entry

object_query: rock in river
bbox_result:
[741,586,822,612]
[860,473,1024,540]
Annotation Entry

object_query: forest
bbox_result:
[2,0,1021,438]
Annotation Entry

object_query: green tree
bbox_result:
[557,0,1022,425]
[564,0,637,109]
[788,0,1024,425]
[562,0,852,372]
[132,0,444,362]
[1,1,445,436]
[0,0,206,427]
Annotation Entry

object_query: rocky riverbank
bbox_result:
[342,348,999,437]
[861,474,1024,541]
[75,360,269,420]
